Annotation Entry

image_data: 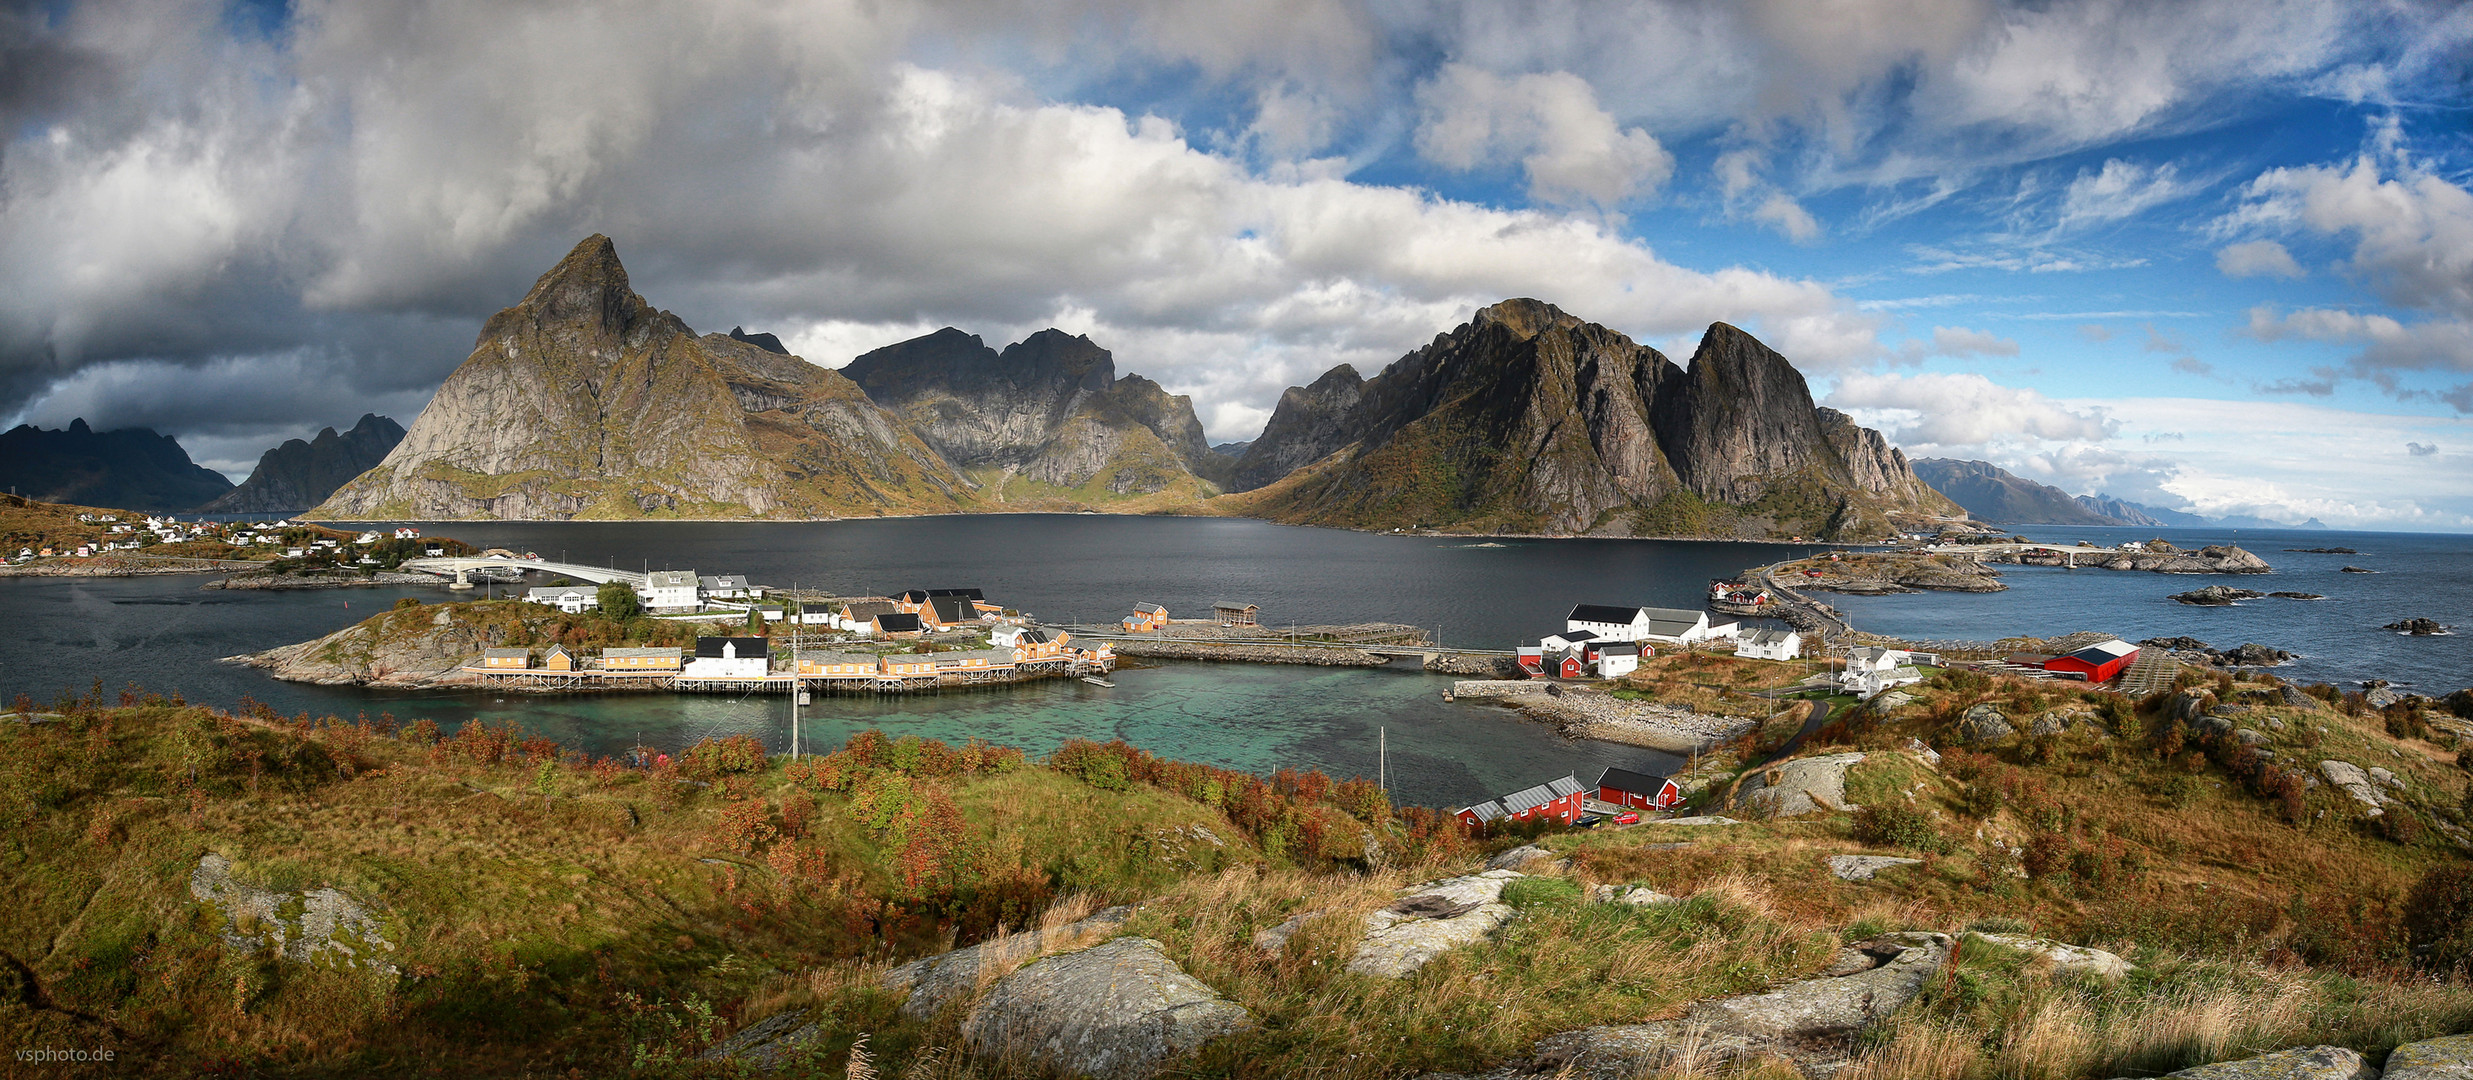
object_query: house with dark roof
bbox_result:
[1640,606,1740,645]
[1595,766,1681,811]
[873,611,924,639]
[924,594,976,629]
[683,637,771,680]
[1567,603,1649,640]
[2045,638,2138,683]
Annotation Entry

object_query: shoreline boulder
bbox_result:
[961,937,1255,1080]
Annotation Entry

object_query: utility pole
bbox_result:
[790,579,802,760]
[1379,726,1387,795]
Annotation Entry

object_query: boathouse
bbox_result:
[1503,775,1587,824]
[481,648,530,670]
[1737,628,1802,662]
[2045,639,2138,683]
[1454,799,1509,830]
[685,637,771,679]
[796,650,875,676]
[933,648,1017,673]
[1595,766,1681,811]
[603,647,683,672]
[1213,602,1260,627]
[1516,646,1545,676]
[541,644,574,672]
[1568,604,1650,641]
[874,612,924,639]
[840,599,899,630]
[880,654,936,677]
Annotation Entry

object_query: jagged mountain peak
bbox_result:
[509,234,637,335]
[1470,298,1580,340]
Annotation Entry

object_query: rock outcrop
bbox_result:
[0,418,235,512]
[2114,1044,2376,1080]
[2319,761,2388,815]
[1733,753,1865,817]
[2386,618,2450,636]
[190,853,395,973]
[2173,585,2266,606]
[699,1009,825,1070]
[2384,1033,2473,1079]
[885,905,1137,1018]
[309,236,974,521]
[1347,870,1523,978]
[1971,932,2131,980]
[202,414,405,514]
[959,937,1255,1080]
[1430,932,1952,1079]
[1828,855,1922,881]
[842,327,1228,503]
[1225,303,1956,540]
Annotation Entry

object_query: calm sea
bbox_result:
[2,515,2462,807]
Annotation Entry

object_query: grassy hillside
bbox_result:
[8,661,2473,1078]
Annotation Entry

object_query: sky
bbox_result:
[2,0,2470,530]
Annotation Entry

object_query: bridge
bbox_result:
[398,557,647,590]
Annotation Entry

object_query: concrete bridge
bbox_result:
[399,557,647,590]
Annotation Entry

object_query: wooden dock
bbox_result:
[459,656,1106,694]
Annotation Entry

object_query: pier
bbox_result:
[458,655,1105,694]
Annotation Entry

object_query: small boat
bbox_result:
[1081,676,1115,687]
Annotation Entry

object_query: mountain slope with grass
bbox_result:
[1219,301,1958,539]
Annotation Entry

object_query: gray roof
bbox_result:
[527,586,591,599]
[1212,601,1258,611]
[1502,774,1584,814]
[1595,642,1638,656]
[481,647,528,658]
[842,599,900,619]
[603,647,682,659]
[645,570,699,588]
[933,648,1017,666]
[1741,628,1797,646]
[1459,799,1507,823]
[1134,602,1165,614]
[699,574,752,589]
[796,650,877,666]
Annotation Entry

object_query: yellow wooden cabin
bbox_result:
[603,647,684,672]
[541,644,574,672]
[481,648,530,670]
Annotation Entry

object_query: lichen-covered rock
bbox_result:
[190,853,395,974]
[1959,704,2015,742]
[1734,753,1865,818]
[1586,884,1680,906]
[2384,1033,2473,1079]
[1347,870,1522,978]
[1683,932,1949,1038]
[1646,815,1740,827]
[885,905,1136,1018]
[2318,761,2387,815]
[2129,1044,2376,1080]
[961,937,1254,1080]
[1485,844,1553,871]
[1828,854,1922,881]
[1971,932,2132,980]
[699,1009,824,1071]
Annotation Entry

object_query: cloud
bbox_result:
[1826,371,2116,448]
[2078,324,2112,342]
[1413,63,1674,212]
[2408,441,2438,456]
[1929,326,2017,358]
[2215,239,2305,279]
[2056,159,2206,230]
[2224,132,2473,318]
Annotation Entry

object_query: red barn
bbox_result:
[1595,766,1681,811]
[1502,775,1587,824]
[2045,638,2138,683]
[1454,799,1508,831]
[1516,647,1545,676]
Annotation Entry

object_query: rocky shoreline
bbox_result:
[206,570,449,590]
[1453,682,1757,753]
[0,557,269,578]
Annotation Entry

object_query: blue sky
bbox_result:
[1,0,2469,528]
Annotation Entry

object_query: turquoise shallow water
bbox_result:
[0,568,1683,809]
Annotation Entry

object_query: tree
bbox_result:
[598,581,643,620]
[534,759,561,813]
[746,606,765,633]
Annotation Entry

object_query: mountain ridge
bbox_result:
[0,419,235,512]
[202,414,406,514]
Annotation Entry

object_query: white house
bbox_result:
[1594,642,1641,678]
[1566,604,1650,641]
[1640,607,1740,645]
[526,586,600,614]
[1539,629,1598,652]
[358,531,383,544]
[699,574,762,601]
[393,527,421,539]
[1736,629,1803,662]
[641,570,702,611]
[682,636,770,679]
[1839,646,1931,697]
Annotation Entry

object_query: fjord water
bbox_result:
[3,515,2464,807]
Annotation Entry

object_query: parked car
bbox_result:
[1613,810,1641,825]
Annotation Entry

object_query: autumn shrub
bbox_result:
[2375,808,2428,847]
[1852,802,1947,853]
[710,798,779,855]
[679,734,767,780]
[2404,862,2473,974]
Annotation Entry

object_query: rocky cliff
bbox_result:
[202,414,406,514]
[1910,459,2115,526]
[843,327,1227,505]
[1220,301,1957,539]
[0,419,235,512]
[308,236,972,521]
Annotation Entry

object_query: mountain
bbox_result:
[0,419,235,512]
[1221,300,1957,539]
[1912,459,2117,526]
[2074,494,2165,527]
[308,236,973,521]
[842,327,1226,505]
[200,415,406,514]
